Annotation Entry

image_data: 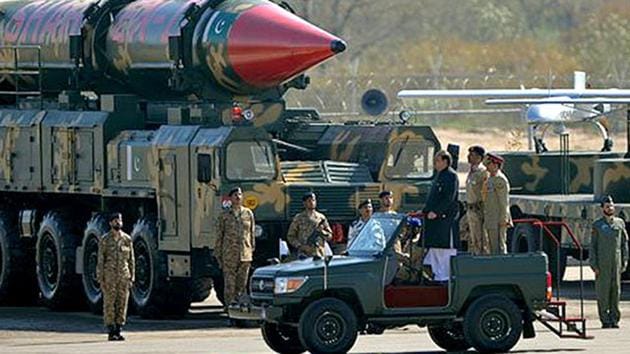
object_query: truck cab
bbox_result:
[230,214,550,354]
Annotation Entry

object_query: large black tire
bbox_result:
[510,223,566,282]
[298,298,358,354]
[81,214,109,314]
[131,218,192,318]
[463,295,523,353]
[0,211,37,305]
[36,212,84,310]
[191,277,213,302]
[212,275,225,305]
[428,322,471,352]
[261,322,306,354]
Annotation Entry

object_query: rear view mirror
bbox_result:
[197,154,212,183]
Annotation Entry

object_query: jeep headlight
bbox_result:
[254,225,264,238]
[274,276,308,294]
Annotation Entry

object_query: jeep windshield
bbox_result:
[226,140,276,181]
[346,214,403,256]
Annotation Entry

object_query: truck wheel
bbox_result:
[131,218,192,318]
[261,322,306,354]
[36,212,84,310]
[463,295,523,353]
[191,277,213,302]
[428,323,470,352]
[0,211,36,304]
[81,214,109,314]
[298,298,358,354]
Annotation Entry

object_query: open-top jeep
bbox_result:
[230,213,552,353]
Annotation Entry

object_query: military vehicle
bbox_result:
[0,0,356,316]
[229,213,558,354]
[0,0,448,318]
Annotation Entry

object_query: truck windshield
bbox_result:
[346,215,403,256]
[384,139,435,179]
[226,141,276,181]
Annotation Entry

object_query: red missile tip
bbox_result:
[227,3,346,89]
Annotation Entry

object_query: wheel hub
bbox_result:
[482,309,511,341]
[41,235,58,291]
[316,311,344,345]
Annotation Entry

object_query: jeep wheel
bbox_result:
[464,295,523,353]
[298,298,358,354]
[261,322,306,354]
[428,323,470,352]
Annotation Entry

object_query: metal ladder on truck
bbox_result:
[0,45,43,109]
[512,218,593,339]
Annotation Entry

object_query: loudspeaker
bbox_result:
[361,89,388,116]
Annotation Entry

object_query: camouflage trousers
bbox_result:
[486,226,508,255]
[102,281,130,326]
[223,261,251,306]
[467,210,488,255]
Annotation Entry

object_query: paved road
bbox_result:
[1,266,629,354]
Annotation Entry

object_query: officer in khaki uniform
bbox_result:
[216,187,255,308]
[483,153,512,254]
[287,192,332,258]
[590,196,628,328]
[97,212,134,341]
[465,145,488,255]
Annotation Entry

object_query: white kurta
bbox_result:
[423,248,457,281]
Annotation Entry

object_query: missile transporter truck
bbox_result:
[0,0,354,316]
[503,120,630,281]
[231,213,551,354]
[0,0,445,317]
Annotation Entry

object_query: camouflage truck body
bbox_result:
[501,151,630,279]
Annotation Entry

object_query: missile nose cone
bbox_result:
[331,39,347,54]
[227,3,346,90]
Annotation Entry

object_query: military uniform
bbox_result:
[466,163,488,255]
[393,225,425,284]
[97,230,134,330]
[216,206,255,306]
[483,171,512,254]
[287,210,332,258]
[590,216,629,327]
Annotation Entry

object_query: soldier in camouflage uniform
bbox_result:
[483,153,512,254]
[287,192,332,258]
[96,212,134,341]
[466,145,488,255]
[590,196,629,329]
[393,217,425,284]
[216,187,255,309]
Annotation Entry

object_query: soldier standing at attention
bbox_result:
[216,187,255,309]
[348,199,373,246]
[96,212,134,341]
[466,145,488,255]
[287,192,333,258]
[483,153,512,254]
[590,196,628,329]
[376,190,396,214]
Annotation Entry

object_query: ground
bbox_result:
[1,265,629,353]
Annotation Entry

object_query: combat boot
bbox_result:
[114,324,125,341]
[107,325,117,341]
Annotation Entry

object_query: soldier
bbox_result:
[348,199,373,246]
[216,187,255,309]
[96,212,134,341]
[422,150,459,282]
[376,190,396,214]
[287,192,333,258]
[466,145,488,255]
[482,153,512,254]
[590,196,628,329]
[393,217,425,284]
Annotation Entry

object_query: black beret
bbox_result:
[600,195,614,206]
[358,199,372,209]
[379,190,393,198]
[228,187,242,196]
[302,192,316,201]
[468,145,486,157]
